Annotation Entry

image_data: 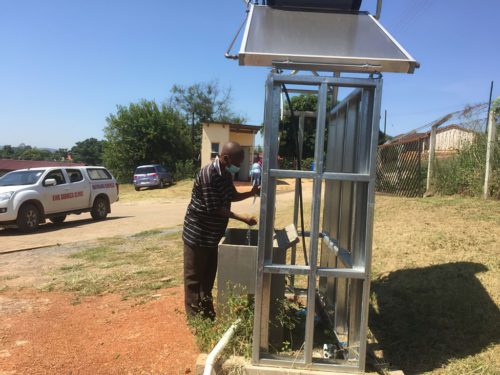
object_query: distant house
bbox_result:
[388,124,475,153]
[201,122,261,181]
[0,159,85,177]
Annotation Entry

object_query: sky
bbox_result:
[0,0,498,149]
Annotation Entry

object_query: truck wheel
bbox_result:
[50,215,67,224]
[159,180,165,189]
[17,204,41,233]
[91,196,108,221]
[134,186,140,191]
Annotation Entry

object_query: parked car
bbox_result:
[133,164,173,191]
[0,166,119,232]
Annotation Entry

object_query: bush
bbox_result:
[188,289,254,359]
[279,157,315,171]
[174,160,196,181]
[434,134,500,198]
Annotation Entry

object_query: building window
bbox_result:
[211,143,219,159]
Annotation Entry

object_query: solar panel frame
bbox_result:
[238,5,419,74]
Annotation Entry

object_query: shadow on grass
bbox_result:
[369,262,500,375]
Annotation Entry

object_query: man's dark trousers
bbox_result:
[183,242,218,319]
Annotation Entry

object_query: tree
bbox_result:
[170,81,246,162]
[279,94,333,159]
[493,96,500,125]
[53,148,68,161]
[103,100,192,182]
[71,138,104,165]
[0,145,14,158]
[19,147,52,161]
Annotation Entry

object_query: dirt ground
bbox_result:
[0,287,198,375]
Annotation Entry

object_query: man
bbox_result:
[183,141,259,319]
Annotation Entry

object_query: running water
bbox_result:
[247,180,259,246]
[246,225,252,246]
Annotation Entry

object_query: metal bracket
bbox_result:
[225,4,251,60]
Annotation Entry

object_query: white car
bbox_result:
[0,166,119,232]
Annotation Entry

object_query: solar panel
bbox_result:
[238,5,419,73]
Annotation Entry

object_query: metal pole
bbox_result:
[303,82,328,365]
[425,125,437,194]
[384,110,387,138]
[375,0,383,19]
[291,114,305,285]
[485,81,494,134]
[484,109,496,199]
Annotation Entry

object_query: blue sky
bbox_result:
[0,0,498,148]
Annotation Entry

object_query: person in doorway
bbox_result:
[183,141,259,320]
[250,156,262,186]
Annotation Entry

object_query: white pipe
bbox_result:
[203,319,241,375]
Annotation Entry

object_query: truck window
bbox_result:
[87,168,112,181]
[44,170,66,185]
[66,169,84,183]
[0,170,44,186]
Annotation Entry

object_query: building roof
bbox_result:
[203,122,262,134]
[0,159,85,171]
[387,124,473,145]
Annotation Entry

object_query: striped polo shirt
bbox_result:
[183,158,236,248]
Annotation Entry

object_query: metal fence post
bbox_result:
[425,125,437,195]
[483,109,497,199]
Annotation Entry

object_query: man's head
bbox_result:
[220,142,244,172]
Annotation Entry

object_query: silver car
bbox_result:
[133,164,173,191]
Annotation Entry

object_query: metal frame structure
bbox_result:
[252,72,382,373]
[238,4,419,74]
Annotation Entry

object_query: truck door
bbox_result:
[41,169,73,214]
[64,168,89,210]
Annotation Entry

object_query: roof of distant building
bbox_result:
[0,159,85,171]
[203,122,262,134]
[388,124,473,145]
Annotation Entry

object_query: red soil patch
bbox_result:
[0,287,199,375]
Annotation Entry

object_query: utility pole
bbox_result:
[484,81,496,199]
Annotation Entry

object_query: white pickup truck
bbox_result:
[0,166,119,232]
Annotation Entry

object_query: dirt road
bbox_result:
[0,182,308,253]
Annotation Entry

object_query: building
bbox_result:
[388,124,476,153]
[0,159,85,177]
[201,122,261,181]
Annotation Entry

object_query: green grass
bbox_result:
[43,231,183,300]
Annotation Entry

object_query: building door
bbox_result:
[237,147,251,181]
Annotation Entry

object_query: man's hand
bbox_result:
[251,185,261,196]
[244,216,258,226]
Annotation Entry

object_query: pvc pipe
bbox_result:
[203,319,241,375]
